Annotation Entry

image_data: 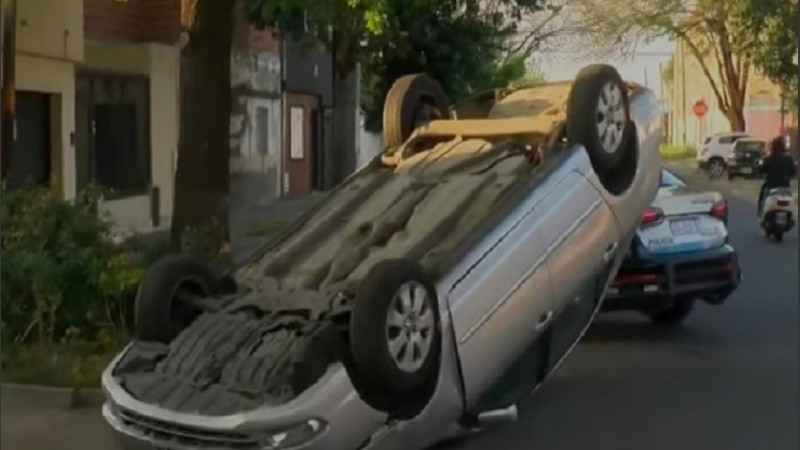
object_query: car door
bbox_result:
[447,194,555,410]
[538,171,621,370]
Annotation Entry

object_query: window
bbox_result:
[734,140,765,153]
[660,169,686,187]
[718,134,748,144]
[76,72,150,196]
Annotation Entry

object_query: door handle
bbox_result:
[535,311,554,331]
[603,242,619,263]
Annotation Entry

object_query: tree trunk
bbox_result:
[724,108,746,132]
[329,66,358,186]
[170,0,234,253]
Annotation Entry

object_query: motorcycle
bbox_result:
[759,185,795,242]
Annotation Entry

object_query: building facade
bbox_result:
[666,40,794,148]
[5,0,357,235]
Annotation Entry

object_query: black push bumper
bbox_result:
[602,249,741,313]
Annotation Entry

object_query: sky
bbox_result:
[534,37,675,101]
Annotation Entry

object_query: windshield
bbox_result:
[735,141,765,153]
[660,170,686,187]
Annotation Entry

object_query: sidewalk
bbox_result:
[1,391,119,450]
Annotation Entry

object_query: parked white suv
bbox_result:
[697,132,750,178]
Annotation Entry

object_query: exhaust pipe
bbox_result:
[474,404,519,429]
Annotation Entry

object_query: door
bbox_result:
[8,92,51,189]
[448,202,555,410]
[284,94,318,198]
[538,171,621,369]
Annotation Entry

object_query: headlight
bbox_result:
[261,419,327,449]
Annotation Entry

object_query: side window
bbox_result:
[719,136,735,144]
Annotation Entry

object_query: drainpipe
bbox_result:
[1,0,17,181]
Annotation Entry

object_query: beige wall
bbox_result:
[669,40,785,146]
[13,0,83,62]
[83,42,180,232]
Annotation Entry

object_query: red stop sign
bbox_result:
[693,100,708,118]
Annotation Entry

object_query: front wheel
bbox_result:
[648,298,695,326]
[707,159,726,179]
[135,254,217,343]
[349,259,442,398]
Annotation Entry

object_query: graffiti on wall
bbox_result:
[230,50,281,156]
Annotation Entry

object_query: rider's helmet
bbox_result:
[770,135,787,155]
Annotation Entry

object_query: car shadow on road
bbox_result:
[581,316,719,345]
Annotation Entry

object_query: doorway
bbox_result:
[7,91,52,189]
[284,93,320,198]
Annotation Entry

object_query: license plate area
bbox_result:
[669,218,699,236]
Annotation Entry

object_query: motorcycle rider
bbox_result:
[758,135,797,216]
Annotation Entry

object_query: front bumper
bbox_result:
[100,352,387,450]
[602,247,741,312]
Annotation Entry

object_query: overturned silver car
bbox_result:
[102,64,662,450]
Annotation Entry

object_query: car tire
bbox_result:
[349,259,442,396]
[773,231,784,243]
[648,298,695,326]
[567,64,632,175]
[707,158,726,179]
[135,254,217,343]
[383,74,451,148]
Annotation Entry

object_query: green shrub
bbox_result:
[0,185,144,347]
[660,144,697,161]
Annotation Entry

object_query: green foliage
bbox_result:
[728,0,797,106]
[358,2,540,132]
[0,186,144,347]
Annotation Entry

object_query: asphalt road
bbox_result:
[454,194,799,450]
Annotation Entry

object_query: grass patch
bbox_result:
[660,144,696,161]
[245,219,288,237]
[1,333,128,388]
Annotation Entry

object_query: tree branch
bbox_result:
[677,31,730,113]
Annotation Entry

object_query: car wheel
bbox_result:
[567,64,632,175]
[648,298,695,326]
[707,158,726,179]
[349,259,442,396]
[135,254,217,343]
[383,74,451,148]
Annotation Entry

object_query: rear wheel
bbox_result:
[382,74,451,148]
[567,65,637,194]
[648,298,695,326]
[773,231,784,243]
[567,65,632,174]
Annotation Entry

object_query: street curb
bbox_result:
[1,383,104,409]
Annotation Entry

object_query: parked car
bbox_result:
[602,169,741,325]
[697,132,750,178]
[727,138,766,180]
[101,65,662,450]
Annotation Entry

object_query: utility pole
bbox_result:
[1,0,16,181]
